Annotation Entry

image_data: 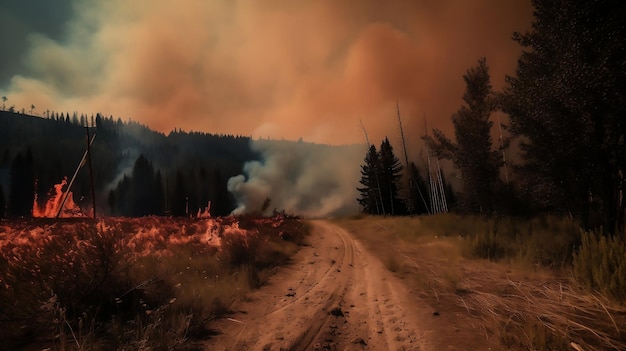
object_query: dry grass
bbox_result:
[0,215,310,350]
[458,278,626,350]
[574,231,626,303]
[334,215,626,351]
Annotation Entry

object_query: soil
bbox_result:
[202,220,434,351]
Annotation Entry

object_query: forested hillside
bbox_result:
[0,111,260,217]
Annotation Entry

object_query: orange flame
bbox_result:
[197,201,211,218]
[33,177,85,218]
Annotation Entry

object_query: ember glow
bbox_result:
[32,177,85,218]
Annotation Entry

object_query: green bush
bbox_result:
[573,232,626,303]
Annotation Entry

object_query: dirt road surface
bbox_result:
[203,220,433,351]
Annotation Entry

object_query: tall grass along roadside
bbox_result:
[335,214,626,351]
[0,215,309,350]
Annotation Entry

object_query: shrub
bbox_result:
[452,215,580,268]
[573,231,626,303]
[466,229,510,261]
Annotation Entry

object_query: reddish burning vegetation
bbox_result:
[32,177,86,218]
[0,215,308,349]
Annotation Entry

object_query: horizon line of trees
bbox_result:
[0,109,257,219]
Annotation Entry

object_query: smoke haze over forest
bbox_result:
[0,0,532,147]
[228,141,363,217]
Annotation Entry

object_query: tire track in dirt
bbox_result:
[203,220,430,351]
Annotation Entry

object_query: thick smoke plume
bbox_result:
[2,1,532,217]
[1,0,532,145]
[228,140,364,217]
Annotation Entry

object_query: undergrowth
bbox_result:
[336,214,626,350]
[451,215,580,270]
[0,216,309,350]
[573,231,626,304]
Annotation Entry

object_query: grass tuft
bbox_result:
[573,231,626,303]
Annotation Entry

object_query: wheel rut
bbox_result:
[202,220,430,351]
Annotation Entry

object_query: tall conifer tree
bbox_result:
[503,0,626,230]
[427,57,500,213]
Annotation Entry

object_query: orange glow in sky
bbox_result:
[1,0,532,147]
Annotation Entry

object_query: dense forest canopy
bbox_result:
[0,110,259,217]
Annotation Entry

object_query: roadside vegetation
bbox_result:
[0,215,309,350]
[348,2,626,348]
[336,215,626,351]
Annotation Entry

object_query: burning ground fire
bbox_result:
[0,215,292,290]
[1,217,236,255]
[0,214,292,255]
[0,213,304,349]
[32,177,85,218]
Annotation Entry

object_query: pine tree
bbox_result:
[427,57,500,213]
[115,175,130,216]
[379,138,405,215]
[357,145,382,215]
[129,154,158,216]
[502,0,626,230]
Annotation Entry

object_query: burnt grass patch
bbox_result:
[0,215,310,350]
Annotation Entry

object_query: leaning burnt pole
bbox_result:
[85,127,97,218]
[55,132,97,218]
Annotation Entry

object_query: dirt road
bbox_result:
[203,220,432,351]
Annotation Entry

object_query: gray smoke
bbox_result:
[228,140,365,218]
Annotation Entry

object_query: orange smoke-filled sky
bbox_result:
[0,0,533,147]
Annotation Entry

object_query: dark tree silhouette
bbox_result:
[129,154,157,216]
[357,139,406,216]
[172,170,188,216]
[154,170,165,215]
[427,57,500,213]
[357,145,382,215]
[407,162,430,215]
[8,149,34,217]
[502,0,626,231]
[379,138,405,215]
[107,189,116,215]
[0,109,255,218]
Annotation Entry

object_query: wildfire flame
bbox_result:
[197,201,211,218]
[33,177,85,218]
